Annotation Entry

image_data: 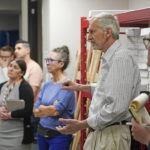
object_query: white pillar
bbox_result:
[20,0,28,40]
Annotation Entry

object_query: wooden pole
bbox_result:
[72,49,81,82]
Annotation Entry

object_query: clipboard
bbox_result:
[6,99,25,111]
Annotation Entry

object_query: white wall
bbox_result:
[42,0,128,80]
[0,0,28,40]
[0,0,20,11]
[0,15,19,30]
[20,0,28,40]
[42,0,51,81]
[0,0,20,30]
[0,0,21,38]
[129,0,150,9]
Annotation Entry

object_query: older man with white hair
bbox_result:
[56,12,141,150]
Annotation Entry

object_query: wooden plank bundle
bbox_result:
[70,47,102,150]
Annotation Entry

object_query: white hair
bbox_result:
[90,12,120,39]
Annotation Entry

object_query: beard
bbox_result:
[91,41,103,51]
[92,44,100,50]
[91,41,100,50]
[90,38,108,51]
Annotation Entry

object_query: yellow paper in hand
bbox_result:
[129,93,150,124]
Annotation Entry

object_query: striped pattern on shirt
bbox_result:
[87,40,141,130]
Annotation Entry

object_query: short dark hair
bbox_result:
[14,58,27,78]
[15,40,30,49]
[0,45,14,55]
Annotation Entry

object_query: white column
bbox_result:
[20,0,28,40]
[42,0,51,82]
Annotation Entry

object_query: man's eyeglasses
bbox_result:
[143,38,150,46]
[0,55,11,59]
[45,58,62,64]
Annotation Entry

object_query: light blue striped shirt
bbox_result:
[87,40,141,130]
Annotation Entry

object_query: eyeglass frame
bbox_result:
[0,55,11,59]
[45,58,62,64]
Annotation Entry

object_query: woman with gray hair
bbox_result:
[34,45,75,150]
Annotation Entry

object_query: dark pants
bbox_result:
[37,133,72,150]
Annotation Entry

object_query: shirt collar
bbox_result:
[101,40,121,62]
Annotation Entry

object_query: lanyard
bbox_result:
[1,82,15,106]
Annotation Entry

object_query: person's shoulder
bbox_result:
[115,47,132,60]
[42,80,53,88]
[27,60,43,76]
[19,80,34,97]
[27,59,42,70]
[20,79,31,87]
[29,59,40,67]
[0,81,7,90]
[44,80,53,85]
[114,48,138,67]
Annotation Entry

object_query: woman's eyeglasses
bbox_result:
[45,58,62,64]
[8,64,21,70]
[143,38,150,47]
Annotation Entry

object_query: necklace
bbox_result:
[1,82,15,107]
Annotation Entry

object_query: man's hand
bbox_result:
[131,118,150,146]
[56,118,89,134]
[62,80,80,91]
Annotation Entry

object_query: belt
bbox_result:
[89,120,128,132]
[106,120,128,127]
[37,124,61,139]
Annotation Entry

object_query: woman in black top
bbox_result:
[0,58,34,150]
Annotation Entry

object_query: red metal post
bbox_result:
[80,17,89,150]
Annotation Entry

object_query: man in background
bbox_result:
[131,31,150,150]
[15,40,43,103]
[15,40,43,141]
[131,118,150,150]
[0,45,14,83]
